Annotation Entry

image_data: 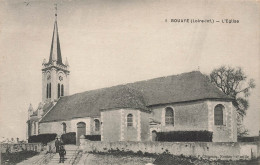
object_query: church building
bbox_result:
[27,13,237,145]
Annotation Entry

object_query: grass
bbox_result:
[86,149,260,165]
[85,153,155,165]
[1,151,38,165]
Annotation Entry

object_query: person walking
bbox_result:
[59,145,66,163]
[55,138,61,153]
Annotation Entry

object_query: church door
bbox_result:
[152,130,157,141]
[77,122,86,146]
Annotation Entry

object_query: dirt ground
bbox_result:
[81,153,155,165]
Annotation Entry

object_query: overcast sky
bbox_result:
[0,0,259,140]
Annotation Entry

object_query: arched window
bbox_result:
[49,83,51,98]
[34,122,36,134]
[61,84,64,97]
[47,84,49,98]
[214,104,224,125]
[165,107,174,125]
[62,123,66,134]
[127,114,133,127]
[152,130,157,141]
[94,119,100,131]
[58,83,60,98]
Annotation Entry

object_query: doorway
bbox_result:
[77,122,86,145]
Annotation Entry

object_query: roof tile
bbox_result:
[40,71,232,123]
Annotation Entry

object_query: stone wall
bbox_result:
[150,100,237,142]
[141,111,151,141]
[80,140,259,160]
[101,110,121,141]
[0,143,43,153]
[207,100,237,142]
[150,101,209,132]
[39,117,99,137]
[101,109,150,142]
[39,120,72,135]
[122,109,139,141]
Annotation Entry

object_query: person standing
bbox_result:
[55,138,61,153]
[59,145,66,163]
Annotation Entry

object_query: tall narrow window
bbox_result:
[61,84,64,97]
[214,104,224,125]
[31,122,34,135]
[127,114,133,127]
[49,83,51,98]
[62,123,66,134]
[152,130,157,141]
[94,119,100,131]
[58,83,60,98]
[34,122,36,134]
[165,107,174,125]
[47,84,49,98]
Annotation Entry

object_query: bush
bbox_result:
[61,132,76,145]
[157,131,212,142]
[28,133,57,145]
[1,151,38,164]
[84,135,101,141]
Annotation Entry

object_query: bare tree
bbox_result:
[208,66,255,137]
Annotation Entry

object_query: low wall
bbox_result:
[80,139,259,160]
[0,143,43,153]
[46,140,56,153]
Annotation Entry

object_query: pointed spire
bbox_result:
[28,103,34,119]
[48,4,63,66]
[65,57,69,66]
[28,103,33,111]
[38,102,43,109]
[42,58,46,65]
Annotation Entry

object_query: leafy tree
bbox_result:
[208,66,255,137]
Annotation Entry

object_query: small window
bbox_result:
[214,104,224,125]
[94,119,100,131]
[127,114,133,127]
[165,107,174,125]
[62,123,66,134]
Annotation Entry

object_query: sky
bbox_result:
[0,0,259,140]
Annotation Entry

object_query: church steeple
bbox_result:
[42,4,70,102]
[48,4,64,66]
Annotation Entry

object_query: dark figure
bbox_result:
[6,144,10,154]
[55,138,61,153]
[59,145,66,163]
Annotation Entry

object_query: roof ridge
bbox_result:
[40,70,233,123]
[66,71,201,97]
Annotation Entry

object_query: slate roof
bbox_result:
[47,20,64,66]
[30,102,54,120]
[42,102,54,114]
[40,71,233,123]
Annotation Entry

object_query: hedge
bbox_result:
[238,136,260,142]
[28,133,57,145]
[84,135,101,141]
[61,132,76,145]
[157,131,213,142]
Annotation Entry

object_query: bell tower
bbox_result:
[42,5,70,102]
